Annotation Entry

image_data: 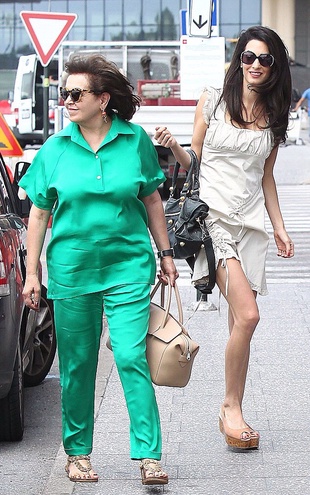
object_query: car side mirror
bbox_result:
[14,160,31,183]
[12,161,32,219]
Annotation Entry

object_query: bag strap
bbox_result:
[150,278,184,326]
[185,235,216,294]
[202,235,216,293]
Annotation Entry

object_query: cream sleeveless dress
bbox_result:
[193,86,274,296]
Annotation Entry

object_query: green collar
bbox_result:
[56,113,135,150]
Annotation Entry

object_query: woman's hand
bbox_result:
[22,274,41,310]
[274,229,294,258]
[154,126,192,169]
[159,257,179,286]
[154,126,177,148]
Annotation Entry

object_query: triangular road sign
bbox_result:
[20,11,78,67]
[0,113,23,157]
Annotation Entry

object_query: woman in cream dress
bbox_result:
[155,26,294,450]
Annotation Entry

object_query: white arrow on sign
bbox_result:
[189,0,213,38]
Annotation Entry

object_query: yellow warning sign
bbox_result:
[0,113,23,157]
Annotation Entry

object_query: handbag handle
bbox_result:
[170,149,200,199]
[185,148,200,197]
[150,278,184,327]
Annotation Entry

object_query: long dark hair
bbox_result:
[219,26,292,144]
[65,53,141,120]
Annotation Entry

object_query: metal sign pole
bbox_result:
[43,65,50,143]
[195,289,217,311]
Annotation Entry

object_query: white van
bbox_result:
[11,54,59,147]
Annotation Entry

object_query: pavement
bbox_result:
[39,126,310,495]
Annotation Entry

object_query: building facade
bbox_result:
[0,0,263,70]
[0,0,309,97]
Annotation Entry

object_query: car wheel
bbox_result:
[23,286,56,387]
[0,338,24,441]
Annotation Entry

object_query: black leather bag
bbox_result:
[165,149,216,294]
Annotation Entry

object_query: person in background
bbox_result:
[155,26,294,451]
[19,53,178,484]
[293,86,310,138]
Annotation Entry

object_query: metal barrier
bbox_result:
[194,289,217,311]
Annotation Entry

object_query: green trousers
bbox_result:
[53,284,162,460]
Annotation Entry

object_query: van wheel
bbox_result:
[0,339,24,441]
[23,286,56,387]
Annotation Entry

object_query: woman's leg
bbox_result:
[103,284,162,461]
[216,258,260,432]
[54,293,103,478]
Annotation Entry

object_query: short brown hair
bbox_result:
[65,53,141,120]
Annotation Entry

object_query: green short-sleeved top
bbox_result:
[19,114,166,299]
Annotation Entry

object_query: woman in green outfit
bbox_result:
[20,53,178,485]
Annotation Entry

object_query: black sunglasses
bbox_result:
[60,87,94,102]
[240,50,275,68]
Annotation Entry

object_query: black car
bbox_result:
[0,152,56,442]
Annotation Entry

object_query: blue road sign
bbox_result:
[181,0,217,36]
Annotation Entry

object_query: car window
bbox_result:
[21,72,34,100]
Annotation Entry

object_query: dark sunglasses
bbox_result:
[60,87,94,102]
[240,50,275,68]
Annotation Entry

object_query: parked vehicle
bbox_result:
[55,41,196,196]
[10,54,58,147]
[0,152,56,442]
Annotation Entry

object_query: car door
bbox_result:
[0,157,27,293]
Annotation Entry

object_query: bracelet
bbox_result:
[157,248,174,259]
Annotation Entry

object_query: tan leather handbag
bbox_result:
[147,279,199,387]
[106,279,199,387]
